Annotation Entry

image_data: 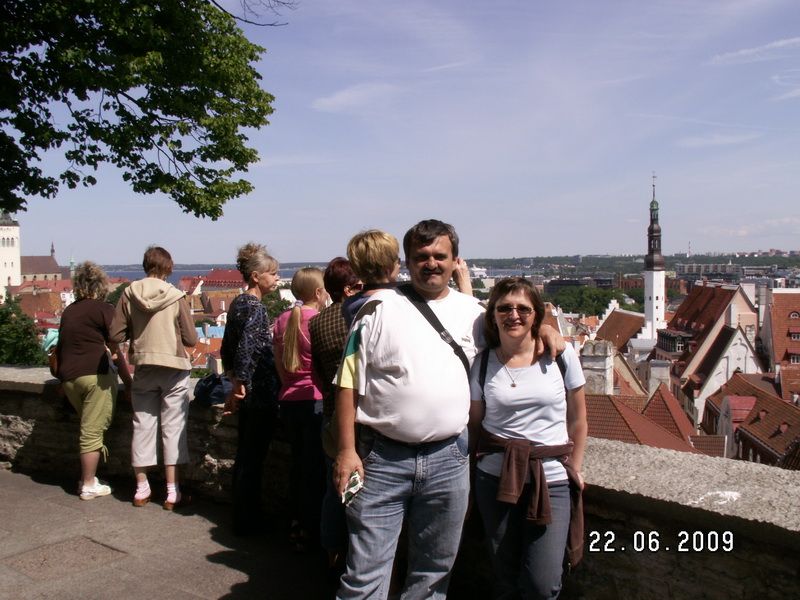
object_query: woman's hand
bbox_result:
[222,381,246,416]
[452,257,473,295]
[333,448,364,496]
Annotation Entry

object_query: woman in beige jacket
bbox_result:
[110,246,198,509]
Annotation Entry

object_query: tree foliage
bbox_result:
[1,0,274,217]
[262,289,289,319]
[549,286,626,317]
[106,282,130,306]
[0,298,47,365]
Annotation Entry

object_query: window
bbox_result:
[791,312,800,319]
[791,333,800,341]
[791,355,800,364]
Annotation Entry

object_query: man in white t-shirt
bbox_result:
[333,220,561,599]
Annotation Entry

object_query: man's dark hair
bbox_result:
[402,219,459,259]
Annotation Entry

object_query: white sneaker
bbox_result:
[80,477,112,500]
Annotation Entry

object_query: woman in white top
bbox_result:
[468,277,587,600]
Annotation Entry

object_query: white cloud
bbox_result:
[311,83,401,113]
[709,36,800,65]
[422,61,468,73]
[773,88,800,101]
[675,132,762,148]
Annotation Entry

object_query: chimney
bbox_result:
[580,340,615,395]
[726,301,738,327]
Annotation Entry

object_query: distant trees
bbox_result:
[106,282,130,306]
[0,298,46,365]
[548,287,626,317]
[262,289,290,319]
[1,0,275,217]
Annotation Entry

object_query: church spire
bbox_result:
[645,173,664,271]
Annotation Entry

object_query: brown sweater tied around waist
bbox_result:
[476,427,584,567]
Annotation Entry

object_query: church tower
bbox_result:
[641,176,666,339]
[0,212,22,301]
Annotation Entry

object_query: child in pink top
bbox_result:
[273,267,328,551]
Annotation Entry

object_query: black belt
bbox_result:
[362,425,459,449]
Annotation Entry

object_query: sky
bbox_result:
[15,0,800,264]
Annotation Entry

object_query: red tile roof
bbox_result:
[20,255,61,275]
[202,291,240,316]
[705,372,780,412]
[18,292,63,319]
[586,394,699,453]
[10,280,74,294]
[737,393,800,461]
[778,365,800,404]
[542,302,560,333]
[767,291,800,366]
[668,283,737,335]
[187,338,224,367]
[690,434,727,457]
[595,309,644,351]
[643,383,696,441]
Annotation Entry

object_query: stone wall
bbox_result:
[2,367,799,599]
[0,366,291,513]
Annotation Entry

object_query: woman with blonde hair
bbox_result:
[57,261,131,500]
[273,266,328,551]
[220,242,281,535]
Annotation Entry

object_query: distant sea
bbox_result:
[104,262,329,285]
[104,263,531,285]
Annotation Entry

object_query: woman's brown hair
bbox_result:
[484,277,545,348]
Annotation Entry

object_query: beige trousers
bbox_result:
[131,365,191,467]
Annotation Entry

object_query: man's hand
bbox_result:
[222,381,246,416]
[333,448,364,496]
[536,323,566,359]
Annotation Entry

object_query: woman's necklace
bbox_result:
[497,347,532,388]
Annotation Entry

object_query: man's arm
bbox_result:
[108,294,130,344]
[177,297,198,347]
[536,323,566,360]
[333,386,362,496]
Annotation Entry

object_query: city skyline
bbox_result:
[16,0,800,263]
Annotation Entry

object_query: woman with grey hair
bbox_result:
[221,242,282,535]
[56,261,132,500]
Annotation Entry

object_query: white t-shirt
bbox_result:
[336,287,485,443]
[470,344,585,482]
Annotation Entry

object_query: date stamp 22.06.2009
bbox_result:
[588,530,734,553]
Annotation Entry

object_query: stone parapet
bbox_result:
[1,366,798,598]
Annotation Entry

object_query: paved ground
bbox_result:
[0,470,332,599]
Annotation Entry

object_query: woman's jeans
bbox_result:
[475,469,570,600]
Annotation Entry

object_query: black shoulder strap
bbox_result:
[397,283,471,377]
[556,352,567,380]
[478,349,490,401]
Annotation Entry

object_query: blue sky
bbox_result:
[17,0,800,264]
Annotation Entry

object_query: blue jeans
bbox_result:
[337,428,470,600]
[475,470,570,600]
